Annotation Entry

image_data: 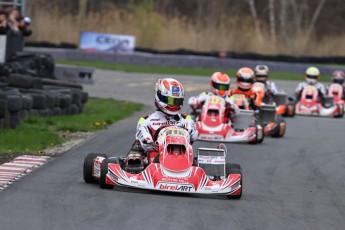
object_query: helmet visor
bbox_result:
[212,82,229,91]
[256,75,268,81]
[306,75,318,79]
[238,77,255,83]
[333,78,344,84]
[157,91,184,106]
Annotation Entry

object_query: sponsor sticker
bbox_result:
[172,86,180,95]
[157,182,194,192]
[198,155,225,164]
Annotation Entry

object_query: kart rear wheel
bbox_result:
[226,163,242,200]
[100,158,117,189]
[270,119,286,138]
[334,104,344,118]
[83,153,107,184]
[283,104,295,117]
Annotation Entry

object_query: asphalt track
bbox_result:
[0,70,345,230]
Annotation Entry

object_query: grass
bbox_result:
[57,59,330,82]
[0,98,143,154]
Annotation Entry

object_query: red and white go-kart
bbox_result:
[193,95,263,144]
[327,83,345,111]
[83,126,243,199]
[295,85,344,118]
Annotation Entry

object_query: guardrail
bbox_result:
[24,47,345,76]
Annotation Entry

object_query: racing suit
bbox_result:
[188,92,240,124]
[295,82,326,102]
[136,110,198,162]
[265,80,278,95]
[260,80,278,104]
[230,88,261,110]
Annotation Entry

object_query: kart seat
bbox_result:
[207,109,219,117]
[273,93,287,106]
[167,144,186,157]
[233,110,254,130]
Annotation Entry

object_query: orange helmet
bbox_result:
[210,72,230,97]
[236,67,255,91]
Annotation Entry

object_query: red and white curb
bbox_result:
[0,155,51,191]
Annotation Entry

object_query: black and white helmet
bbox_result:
[254,65,269,83]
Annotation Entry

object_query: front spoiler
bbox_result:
[295,103,342,117]
[196,124,257,143]
[105,163,242,196]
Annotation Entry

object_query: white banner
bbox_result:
[80,32,135,53]
[0,36,7,64]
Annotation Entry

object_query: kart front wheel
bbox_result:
[226,163,242,200]
[256,124,264,144]
[83,153,107,184]
[248,125,258,145]
[100,158,117,189]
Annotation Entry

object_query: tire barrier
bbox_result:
[0,53,89,130]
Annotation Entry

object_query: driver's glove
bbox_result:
[182,120,198,143]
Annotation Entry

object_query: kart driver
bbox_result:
[328,70,345,100]
[135,78,198,163]
[188,72,239,123]
[254,65,278,104]
[229,67,261,110]
[295,67,326,101]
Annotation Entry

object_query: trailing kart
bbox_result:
[327,83,345,111]
[252,82,287,138]
[83,126,242,199]
[252,82,295,117]
[192,95,263,144]
[295,85,344,118]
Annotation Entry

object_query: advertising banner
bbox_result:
[0,36,6,63]
[80,32,135,53]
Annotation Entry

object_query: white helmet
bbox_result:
[155,78,184,115]
[305,67,320,85]
[254,65,269,83]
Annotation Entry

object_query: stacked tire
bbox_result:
[0,86,89,130]
[0,52,90,130]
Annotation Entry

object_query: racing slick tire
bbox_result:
[270,119,286,138]
[334,104,344,118]
[256,124,264,144]
[83,153,107,184]
[226,163,242,200]
[283,104,295,117]
[100,158,118,189]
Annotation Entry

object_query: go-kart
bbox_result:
[83,126,242,199]
[295,85,344,118]
[252,82,287,138]
[252,82,295,117]
[190,95,263,144]
[327,83,345,110]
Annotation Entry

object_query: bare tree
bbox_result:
[78,0,88,45]
[247,0,263,43]
[308,0,327,33]
[268,0,276,43]
[279,0,287,39]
